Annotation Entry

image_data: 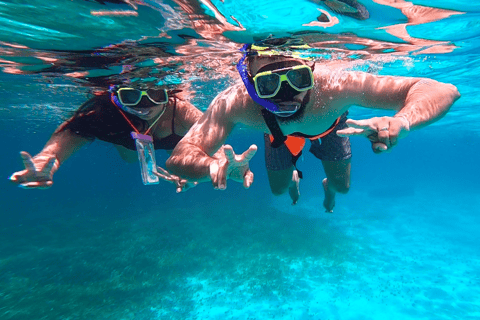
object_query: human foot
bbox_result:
[289,170,300,205]
[322,178,335,213]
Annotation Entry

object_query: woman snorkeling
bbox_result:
[9,85,202,189]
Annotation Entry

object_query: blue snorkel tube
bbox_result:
[236,44,282,114]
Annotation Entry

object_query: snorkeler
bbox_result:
[9,85,212,190]
[165,39,460,210]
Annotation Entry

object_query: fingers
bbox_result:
[223,145,235,162]
[337,119,375,137]
[240,145,257,163]
[388,118,407,147]
[336,127,364,137]
[41,157,58,176]
[345,119,376,131]
[224,144,257,164]
[154,167,173,181]
[209,159,227,190]
[375,116,408,150]
[372,142,388,154]
[345,117,405,153]
[372,119,391,153]
[341,117,405,149]
[20,151,36,172]
[9,170,27,183]
[179,181,198,193]
[153,171,172,181]
[243,170,254,189]
[390,134,399,148]
[376,128,391,149]
[19,180,53,189]
[154,167,196,193]
[156,166,170,175]
[10,152,54,185]
[216,159,228,190]
[175,180,187,193]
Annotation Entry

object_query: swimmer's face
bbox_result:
[115,87,169,120]
[122,98,168,121]
[249,56,312,115]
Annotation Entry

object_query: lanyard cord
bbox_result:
[111,92,170,135]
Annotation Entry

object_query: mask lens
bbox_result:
[287,67,313,90]
[118,89,142,105]
[256,74,280,97]
[147,89,168,104]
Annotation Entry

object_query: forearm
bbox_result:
[395,79,460,130]
[166,143,220,181]
[166,85,244,181]
[36,129,90,165]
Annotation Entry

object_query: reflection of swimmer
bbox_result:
[165,39,460,212]
[9,85,203,190]
[312,0,369,20]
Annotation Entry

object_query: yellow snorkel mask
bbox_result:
[236,39,314,117]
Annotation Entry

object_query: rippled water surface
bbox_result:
[1,1,479,319]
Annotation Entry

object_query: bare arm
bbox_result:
[166,90,238,181]
[174,99,204,135]
[341,72,460,129]
[335,72,460,153]
[166,85,258,189]
[392,78,460,130]
[9,123,90,188]
[38,124,91,164]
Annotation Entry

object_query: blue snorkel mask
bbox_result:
[236,44,301,117]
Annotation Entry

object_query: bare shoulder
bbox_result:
[313,66,459,110]
[317,68,459,92]
[315,68,417,90]
[205,82,258,124]
[175,98,203,120]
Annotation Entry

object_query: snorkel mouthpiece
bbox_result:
[275,102,300,117]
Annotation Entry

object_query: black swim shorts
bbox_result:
[264,111,352,171]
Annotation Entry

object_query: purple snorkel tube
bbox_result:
[236,44,281,114]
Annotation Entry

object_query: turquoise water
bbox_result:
[1,1,480,319]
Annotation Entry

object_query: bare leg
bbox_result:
[289,170,300,205]
[267,166,299,205]
[321,159,351,213]
[322,178,335,213]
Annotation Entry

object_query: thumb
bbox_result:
[372,142,388,154]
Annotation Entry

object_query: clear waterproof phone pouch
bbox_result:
[131,132,159,185]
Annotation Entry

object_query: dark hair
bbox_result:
[56,91,148,148]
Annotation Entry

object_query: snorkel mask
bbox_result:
[236,43,313,117]
[109,85,168,118]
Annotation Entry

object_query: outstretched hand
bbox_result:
[337,116,410,154]
[9,151,58,189]
[154,166,198,193]
[209,144,257,190]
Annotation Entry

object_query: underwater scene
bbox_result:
[1,0,479,319]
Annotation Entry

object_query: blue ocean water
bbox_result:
[1,0,480,319]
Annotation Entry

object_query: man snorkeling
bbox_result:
[165,39,460,210]
[9,85,205,190]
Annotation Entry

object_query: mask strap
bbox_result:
[236,46,281,114]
